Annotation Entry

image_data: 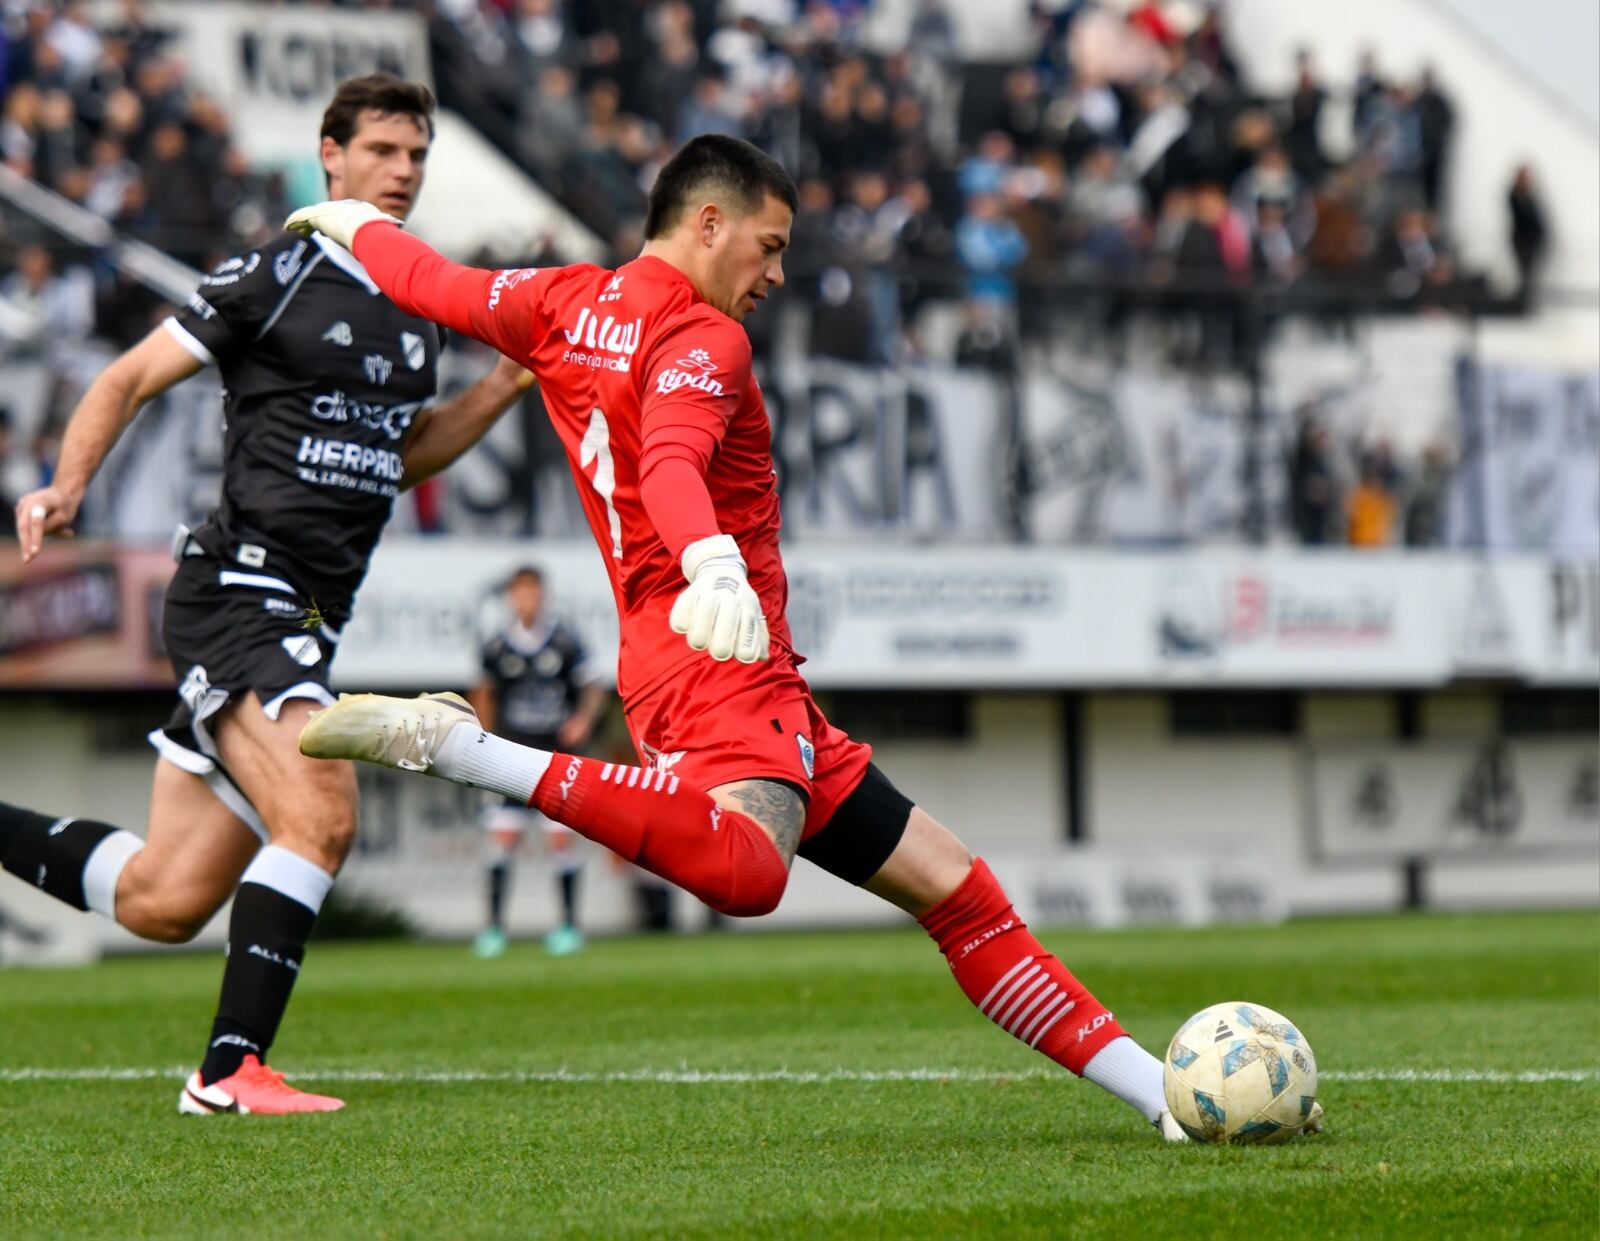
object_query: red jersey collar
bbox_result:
[622,254,704,303]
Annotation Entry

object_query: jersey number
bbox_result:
[580,408,623,560]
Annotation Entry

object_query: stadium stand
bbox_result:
[0,0,1579,550]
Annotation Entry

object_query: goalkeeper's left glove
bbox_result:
[284,199,400,250]
[669,534,770,664]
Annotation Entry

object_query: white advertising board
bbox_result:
[336,542,1600,691]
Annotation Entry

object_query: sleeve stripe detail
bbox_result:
[255,251,325,341]
[161,316,215,366]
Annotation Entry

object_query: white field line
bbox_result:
[0,1066,1594,1085]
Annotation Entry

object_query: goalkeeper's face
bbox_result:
[706,193,790,323]
[323,109,431,222]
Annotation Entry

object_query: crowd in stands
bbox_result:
[1288,416,1451,550]
[0,0,294,349]
[431,0,1544,369]
[0,1,1562,549]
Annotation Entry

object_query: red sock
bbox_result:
[920,858,1125,1075]
[530,755,788,917]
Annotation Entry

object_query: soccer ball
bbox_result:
[1163,1001,1318,1144]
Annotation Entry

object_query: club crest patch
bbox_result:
[795,732,815,780]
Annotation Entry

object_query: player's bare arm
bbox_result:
[14,327,202,560]
[467,679,499,733]
[400,355,535,489]
[555,680,608,750]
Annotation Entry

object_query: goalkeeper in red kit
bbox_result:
[294,135,1271,1141]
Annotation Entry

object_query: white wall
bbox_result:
[1084,689,1598,913]
[1083,693,1398,914]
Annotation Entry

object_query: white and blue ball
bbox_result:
[1163,1001,1317,1144]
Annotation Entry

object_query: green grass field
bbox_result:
[1,911,1596,1239]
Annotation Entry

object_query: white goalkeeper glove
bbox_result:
[669,534,770,664]
[284,199,400,250]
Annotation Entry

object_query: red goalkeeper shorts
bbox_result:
[623,651,872,841]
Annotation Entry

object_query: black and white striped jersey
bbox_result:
[163,229,444,624]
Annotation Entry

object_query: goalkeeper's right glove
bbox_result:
[669,534,770,664]
[284,199,400,250]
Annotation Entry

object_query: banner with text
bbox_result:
[1,541,1591,689]
[332,543,1600,691]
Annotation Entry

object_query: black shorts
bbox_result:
[148,547,342,838]
[797,763,914,887]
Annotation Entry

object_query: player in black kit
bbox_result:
[469,566,606,959]
[0,75,532,1114]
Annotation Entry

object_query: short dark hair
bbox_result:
[644,134,798,239]
[507,566,544,589]
[320,73,436,149]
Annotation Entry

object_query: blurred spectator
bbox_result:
[520,65,584,182]
[1305,167,1374,277]
[33,89,81,190]
[0,245,94,352]
[1251,202,1302,285]
[1232,147,1308,239]
[1374,208,1453,300]
[511,0,576,76]
[1346,445,1399,548]
[891,177,954,330]
[954,192,1027,306]
[1404,441,1451,547]
[1286,49,1327,183]
[1415,67,1454,213]
[1289,416,1340,545]
[1069,145,1143,238]
[1352,49,1386,136]
[959,130,1015,200]
[676,73,742,144]
[1508,164,1548,310]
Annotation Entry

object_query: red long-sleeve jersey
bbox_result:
[351,225,790,700]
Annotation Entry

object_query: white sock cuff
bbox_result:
[435,726,551,805]
[82,831,145,920]
[1082,1035,1168,1124]
[240,844,335,915]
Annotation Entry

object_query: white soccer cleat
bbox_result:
[1302,1100,1325,1134]
[1156,1110,1190,1143]
[298,691,478,774]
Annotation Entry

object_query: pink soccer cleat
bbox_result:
[177,1055,344,1115]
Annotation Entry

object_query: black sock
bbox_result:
[0,801,120,912]
[488,860,510,931]
[558,867,580,928]
[200,881,319,1084]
